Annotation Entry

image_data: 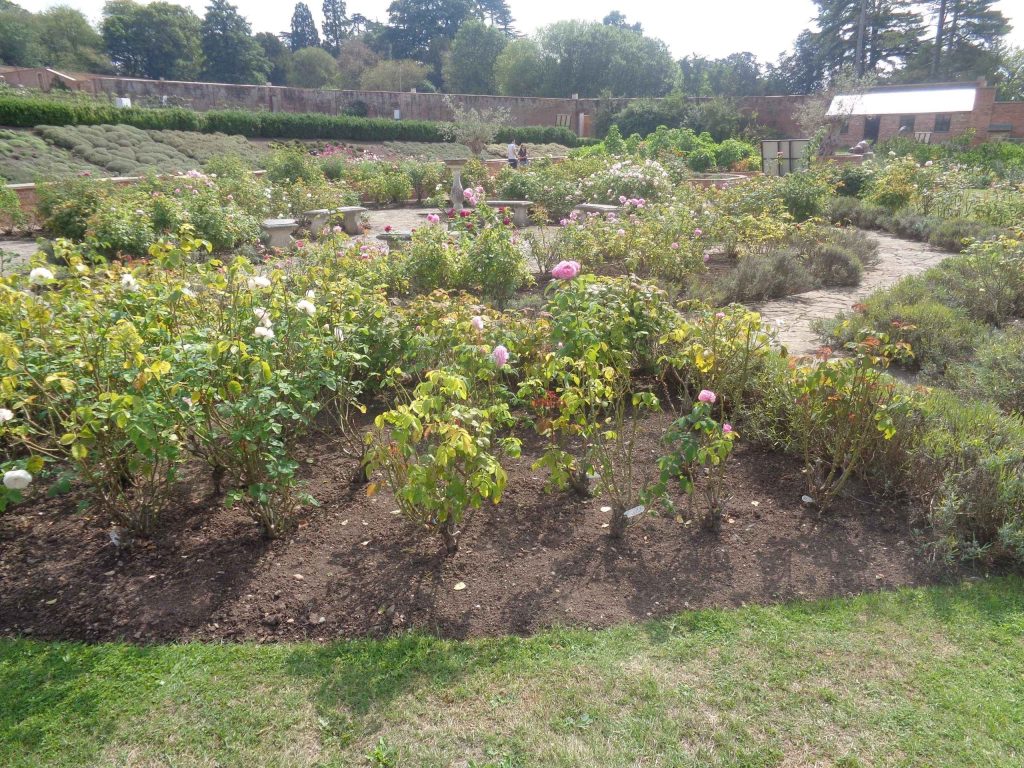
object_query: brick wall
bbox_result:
[990,102,1024,139]
[7,68,1021,142]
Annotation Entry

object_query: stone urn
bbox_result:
[444,158,468,212]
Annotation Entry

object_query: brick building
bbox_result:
[826,80,1024,146]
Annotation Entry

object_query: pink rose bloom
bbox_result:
[698,389,716,404]
[694,228,703,237]
[715,312,726,318]
[426,213,440,224]
[332,225,343,234]
[723,423,733,434]
[551,260,581,280]
[459,210,470,218]
[703,253,710,264]
[295,240,305,248]
[492,345,509,367]
[559,218,569,227]
[619,195,627,204]
[471,315,484,331]
[617,228,626,236]
[671,242,679,250]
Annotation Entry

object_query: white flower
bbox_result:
[305,289,316,300]
[247,275,272,290]
[28,267,54,285]
[296,299,316,316]
[3,469,32,490]
[253,307,273,327]
[0,408,13,422]
[121,273,140,292]
[332,326,345,342]
[254,326,275,340]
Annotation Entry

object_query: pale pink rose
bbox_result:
[492,345,509,367]
[551,260,581,280]
[698,389,716,404]
[471,315,485,331]
[427,213,440,224]
[671,242,679,250]
[723,423,733,434]
[694,228,703,237]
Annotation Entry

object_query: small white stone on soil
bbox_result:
[453,582,467,591]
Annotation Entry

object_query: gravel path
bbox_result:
[753,232,951,357]
[3,221,952,357]
[0,239,41,272]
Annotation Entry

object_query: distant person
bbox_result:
[507,138,518,168]
[518,142,529,167]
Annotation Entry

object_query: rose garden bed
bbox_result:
[0,416,940,644]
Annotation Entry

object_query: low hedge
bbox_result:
[494,125,579,146]
[0,94,583,146]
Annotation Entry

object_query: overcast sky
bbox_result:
[16,0,1024,62]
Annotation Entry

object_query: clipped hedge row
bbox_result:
[494,125,579,147]
[0,95,583,146]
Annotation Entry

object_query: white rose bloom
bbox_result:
[28,267,54,285]
[0,408,13,422]
[247,275,272,290]
[121,273,140,292]
[3,469,32,490]
[296,299,316,316]
[253,307,273,327]
[305,289,316,300]
[333,326,345,342]
[254,326,275,340]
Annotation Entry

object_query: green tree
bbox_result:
[442,20,507,93]
[321,0,348,54]
[928,0,1010,80]
[359,58,430,91]
[200,0,269,84]
[383,0,474,61]
[102,0,202,80]
[813,0,924,78]
[287,46,336,88]
[289,2,320,52]
[35,6,109,72]
[995,46,1024,101]
[534,21,675,97]
[0,0,43,67]
[493,38,546,96]
[256,32,292,85]
[602,11,642,33]
[472,0,513,31]
[679,53,764,98]
[336,37,379,88]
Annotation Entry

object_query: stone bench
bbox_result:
[483,200,534,228]
[261,218,298,249]
[574,203,623,217]
[335,205,367,235]
[303,209,331,233]
[376,231,413,247]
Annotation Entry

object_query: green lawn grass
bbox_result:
[2,578,1023,767]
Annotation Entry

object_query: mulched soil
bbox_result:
[0,411,948,643]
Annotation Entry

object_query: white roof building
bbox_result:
[827,85,977,116]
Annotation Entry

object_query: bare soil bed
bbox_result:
[0,411,946,643]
